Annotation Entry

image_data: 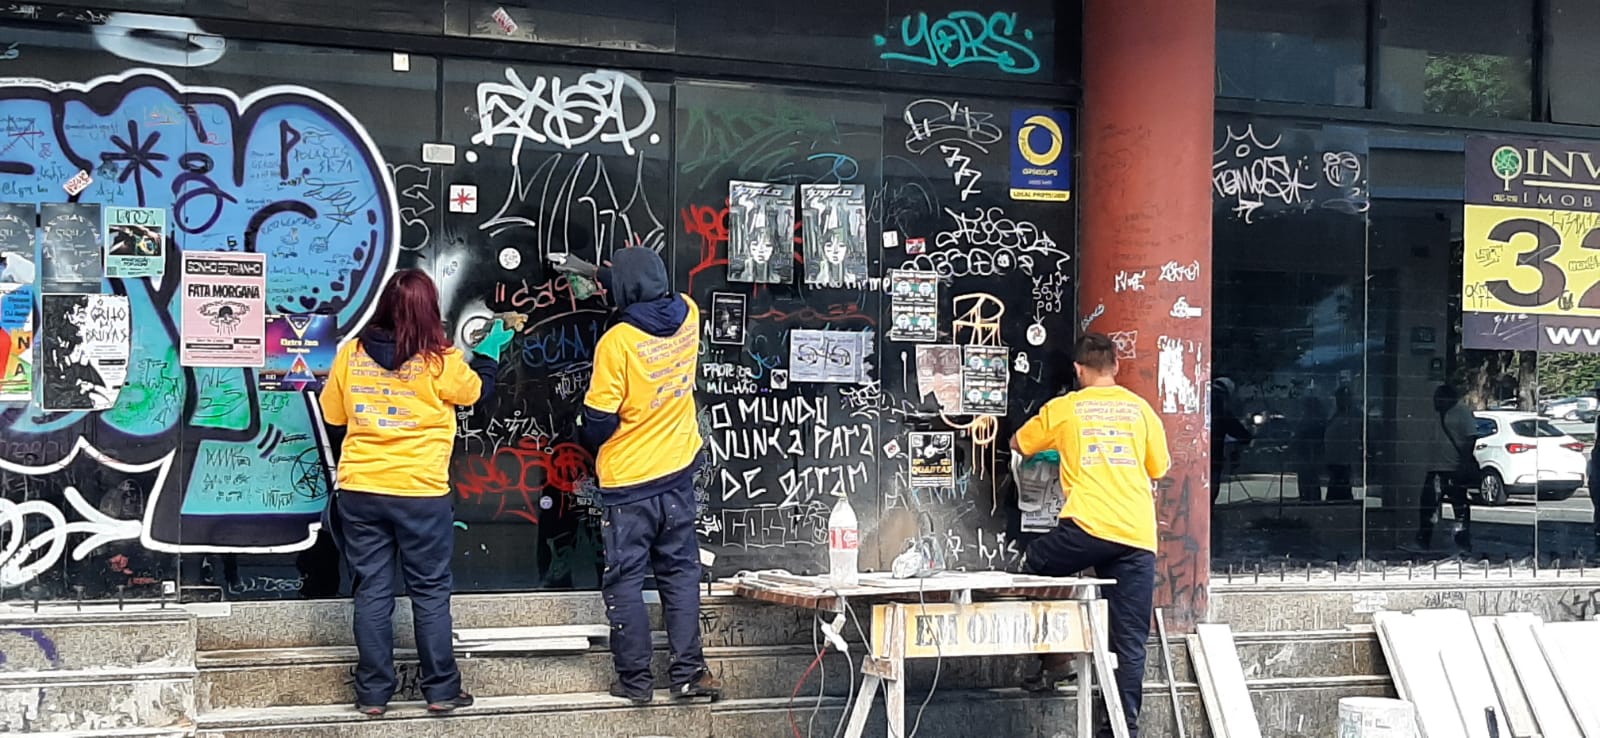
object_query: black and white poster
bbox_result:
[960,345,1009,415]
[909,431,955,488]
[889,270,939,342]
[801,184,867,285]
[0,203,37,284]
[790,329,871,384]
[39,203,103,292]
[728,181,795,284]
[710,292,747,346]
[39,293,129,411]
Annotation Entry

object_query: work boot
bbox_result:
[670,669,723,702]
[426,691,474,714]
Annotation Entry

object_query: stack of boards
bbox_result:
[452,624,615,656]
[1374,609,1600,738]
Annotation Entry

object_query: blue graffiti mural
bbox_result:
[0,69,397,568]
[873,11,1042,76]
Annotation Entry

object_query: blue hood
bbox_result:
[608,247,686,338]
[357,326,408,371]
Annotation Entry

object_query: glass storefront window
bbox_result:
[1549,0,1600,126]
[1376,0,1534,120]
[1217,0,1367,107]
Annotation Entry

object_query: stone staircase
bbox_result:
[10,577,1600,736]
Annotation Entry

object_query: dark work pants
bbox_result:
[339,490,460,705]
[1024,520,1156,738]
[601,477,707,693]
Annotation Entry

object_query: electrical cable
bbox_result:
[832,597,863,738]
[906,576,942,738]
[788,644,827,738]
[807,614,826,738]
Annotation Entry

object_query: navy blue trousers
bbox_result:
[601,477,707,693]
[1024,519,1156,738]
[338,490,461,705]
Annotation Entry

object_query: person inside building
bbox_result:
[1012,332,1171,738]
[1209,377,1252,503]
[318,269,511,717]
[559,247,723,705]
[1416,383,1479,552]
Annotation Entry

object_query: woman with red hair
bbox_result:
[319,269,512,717]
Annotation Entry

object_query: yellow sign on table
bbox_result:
[870,600,1096,659]
[1463,204,1600,317]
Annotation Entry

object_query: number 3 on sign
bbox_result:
[1464,205,1600,317]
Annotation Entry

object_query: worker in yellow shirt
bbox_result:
[557,247,722,705]
[1011,333,1170,738]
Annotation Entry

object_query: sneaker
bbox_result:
[609,681,654,706]
[426,691,474,714]
[354,702,387,717]
[670,669,723,702]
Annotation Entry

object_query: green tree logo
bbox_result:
[1492,146,1523,190]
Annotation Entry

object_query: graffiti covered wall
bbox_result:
[0,11,1073,599]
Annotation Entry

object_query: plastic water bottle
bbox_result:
[828,496,860,588]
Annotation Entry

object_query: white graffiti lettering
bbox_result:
[472,68,658,160]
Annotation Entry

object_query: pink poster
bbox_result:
[180,251,266,367]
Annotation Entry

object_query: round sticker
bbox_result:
[1027,323,1047,346]
[499,248,523,270]
[539,496,554,510]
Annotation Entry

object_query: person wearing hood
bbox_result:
[318,269,513,717]
[555,247,723,705]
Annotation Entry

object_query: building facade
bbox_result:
[0,0,1588,634]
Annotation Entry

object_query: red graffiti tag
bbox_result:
[455,439,594,524]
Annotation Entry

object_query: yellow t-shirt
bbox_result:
[1014,385,1171,552]
[584,297,704,488]
[318,341,482,497]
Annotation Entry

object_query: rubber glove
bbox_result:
[475,319,514,360]
[548,253,598,279]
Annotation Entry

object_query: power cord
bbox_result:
[807,614,826,738]
[907,575,942,738]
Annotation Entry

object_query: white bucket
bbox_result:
[1338,697,1419,738]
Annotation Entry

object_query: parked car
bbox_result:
[1472,411,1586,505]
[1539,396,1599,421]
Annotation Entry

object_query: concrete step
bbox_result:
[17,730,192,738]
[1210,576,1600,631]
[0,673,194,733]
[195,673,1391,738]
[0,607,195,673]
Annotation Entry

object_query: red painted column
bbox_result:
[1079,0,1215,631]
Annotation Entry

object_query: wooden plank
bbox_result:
[1191,624,1261,738]
[453,625,610,642]
[1535,622,1600,738]
[1414,610,1503,738]
[1473,616,1538,738]
[1498,614,1581,738]
[1373,611,1466,738]
[453,636,592,654]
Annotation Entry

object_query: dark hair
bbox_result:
[1074,333,1118,373]
[370,269,449,369]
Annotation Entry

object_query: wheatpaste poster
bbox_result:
[181,251,266,367]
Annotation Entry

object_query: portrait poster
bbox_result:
[260,314,337,392]
[790,329,871,384]
[727,181,795,284]
[104,206,166,279]
[39,293,129,411]
[909,431,955,488]
[800,184,867,285]
[0,203,37,284]
[960,345,1009,415]
[0,284,34,402]
[915,344,962,412]
[181,251,266,367]
[710,292,747,346]
[888,270,939,342]
[39,203,103,292]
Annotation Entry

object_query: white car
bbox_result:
[1473,411,1586,505]
[1540,396,1598,421]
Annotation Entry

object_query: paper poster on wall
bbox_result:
[0,203,36,285]
[728,181,795,284]
[960,345,1009,415]
[0,284,34,402]
[790,329,871,384]
[39,203,103,292]
[104,206,166,279]
[260,314,336,392]
[915,344,962,412]
[38,293,128,411]
[710,292,747,346]
[1010,110,1073,202]
[801,184,867,285]
[181,251,267,367]
[909,431,955,488]
[889,270,939,342]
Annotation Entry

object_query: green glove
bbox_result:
[1028,450,1061,464]
[475,319,514,360]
